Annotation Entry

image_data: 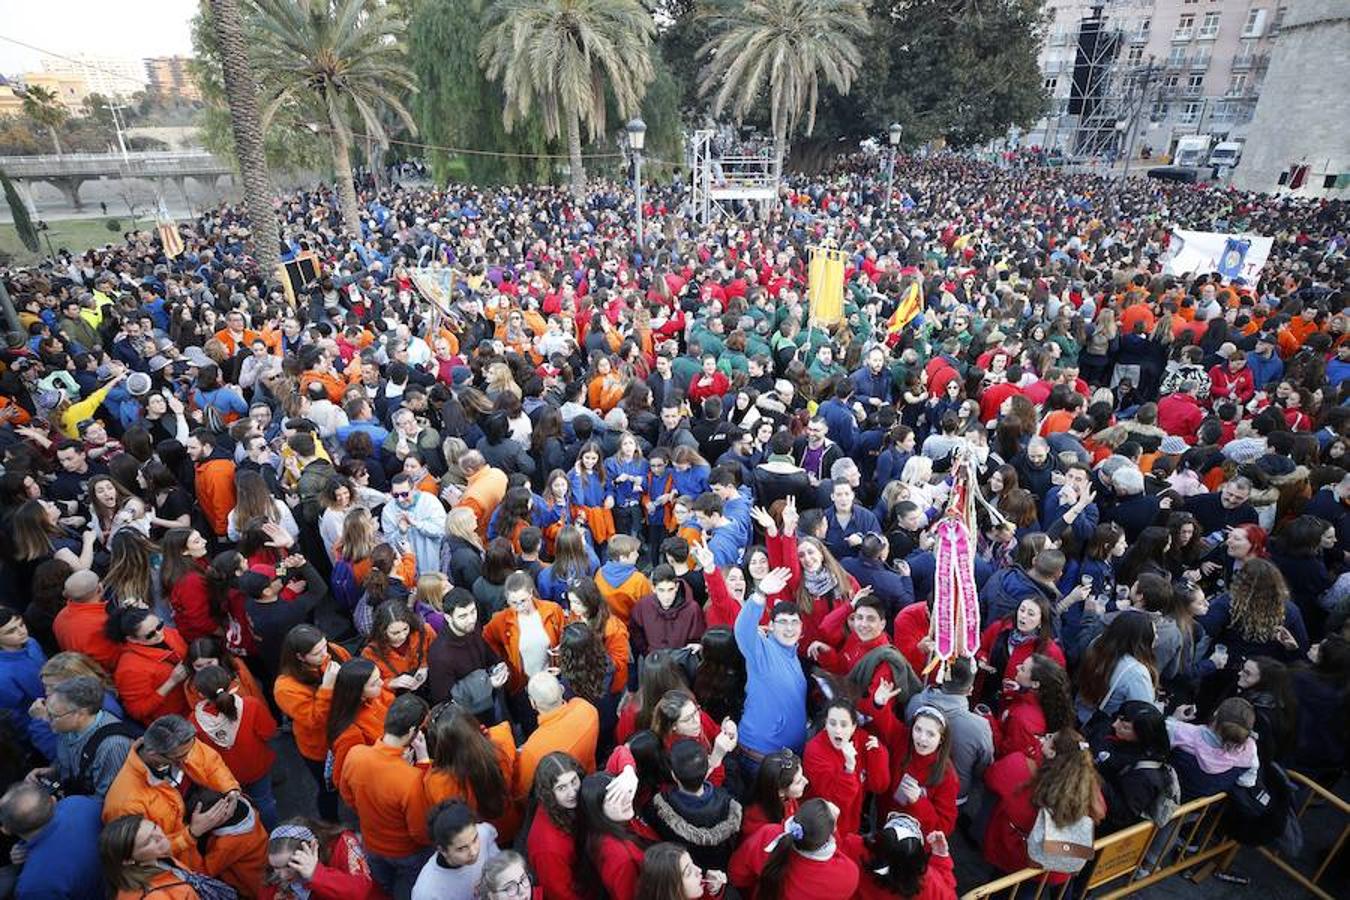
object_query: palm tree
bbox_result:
[479,0,656,196]
[208,0,282,276]
[247,0,418,236]
[699,0,871,184]
[20,86,68,156]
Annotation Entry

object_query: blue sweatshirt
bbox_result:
[14,794,105,900]
[735,594,807,754]
[0,638,55,760]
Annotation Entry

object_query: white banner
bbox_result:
[1163,229,1274,283]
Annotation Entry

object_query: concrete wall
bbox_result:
[1233,0,1350,197]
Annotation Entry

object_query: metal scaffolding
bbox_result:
[1068,5,1125,157]
[688,130,778,225]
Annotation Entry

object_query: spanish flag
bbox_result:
[887,280,923,333]
[156,198,183,259]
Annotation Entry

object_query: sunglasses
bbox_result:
[392,491,411,499]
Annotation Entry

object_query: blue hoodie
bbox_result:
[735,594,807,754]
[0,638,55,760]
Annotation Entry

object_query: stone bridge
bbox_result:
[0,151,234,211]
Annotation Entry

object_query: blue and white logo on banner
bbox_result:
[1218,238,1251,280]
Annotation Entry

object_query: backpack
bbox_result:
[331,558,360,611]
[1126,759,1181,828]
[1222,761,1303,856]
[1027,807,1095,874]
[61,719,141,796]
[198,388,227,434]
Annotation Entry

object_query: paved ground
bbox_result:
[265,725,1347,898]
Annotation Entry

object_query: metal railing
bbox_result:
[962,770,1347,900]
[1252,770,1349,900]
[961,793,1232,900]
[0,151,230,178]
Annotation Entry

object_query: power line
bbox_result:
[0,33,148,89]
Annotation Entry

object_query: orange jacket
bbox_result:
[213,328,260,357]
[115,865,202,899]
[361,625,436,683]
[515,698,600,799]
[423,721,523,842]
[595,568,652,628]
[272,642,351,762]
[300,368,348,403]
[338,741,432,858]
[1279,318,1322,359]
[587,375,625,414]
[482,600,566,693]
[114,628,190,726]
[52,599,121,672]
[194,457,237,538]
[594,615,630,694]
[104,738,241,871]
[0,396,31,427]
[331,693,391,790]
[457,466,508,539]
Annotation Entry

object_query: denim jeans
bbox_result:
[367,847,434,900]
[244,775,279,831]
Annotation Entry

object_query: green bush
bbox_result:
[104,218,121,232]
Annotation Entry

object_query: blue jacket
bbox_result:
[824,505,881,560]
[0,638,54,760]
[841,556,915,618]
[735,594,807,754]
[706,523,744,568]
[980,565,1059,625]
[851,367,894,407]
[1042,486,1099,548]
[604,457,648,507]
[536,551,600,606]
[1245,350,1283,390]
[14,794,105,900]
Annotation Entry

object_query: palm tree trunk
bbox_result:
[209,0,280,277]
[329,110,362,237]
[772,126,787,208]
[566,110,585,197]
[48,127,63,156]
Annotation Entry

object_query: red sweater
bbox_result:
[191,695,278,785]
[814,602,892,675]
[739,797,799,840]
[992,691,1049,763]
[169,563,215,643]
[527,810,592,900]
[257,830,385,900]
[593,821,659,900]
[730,823,861,900]
[975,620,1065,702]
[802,729,889,836]
[853,852,957,900]
[688,371,731,404]
[892,604,933,679]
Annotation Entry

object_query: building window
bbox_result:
[1180,102,1202,124]
[1199,11,1220,39]
[1127,45,1144,65]
[1243,8,1267,36]
[1175,14,1195,41]
[1227,73,1248,96]
[1167,46,1187,66]
[1272,6,1287,32]
[1044,77,1058,92]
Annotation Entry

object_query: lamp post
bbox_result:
[626,118,647,248]
[886,123,902,211]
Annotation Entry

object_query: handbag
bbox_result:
[1027,807,1095,874]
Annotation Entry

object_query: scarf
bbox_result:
[1007,629,1037,649]
[194,694,243,749]
[802,565,838,598]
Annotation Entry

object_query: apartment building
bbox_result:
[1024,0,1286,159]
[145,56,202,104]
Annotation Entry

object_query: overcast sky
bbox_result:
[0,1,195,75]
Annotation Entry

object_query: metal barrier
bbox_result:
[960,792,1234,900]
[1252,770,1348,900]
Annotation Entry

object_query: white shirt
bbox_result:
[517,610,550,678]
[411,824,499,900]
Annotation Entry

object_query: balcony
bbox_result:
[1190,55,1211,70]
[1165,55,1187,69]
[1173,27,1194,42]
[1183,84,1205,97]
[1197,26,1219,40]
[1231,52,1270,71]
[1130,29,1150,43]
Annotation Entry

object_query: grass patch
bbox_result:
[0,217,150,266]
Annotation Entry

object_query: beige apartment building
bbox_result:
[1025,0,1287,160]
[145,56,202,104]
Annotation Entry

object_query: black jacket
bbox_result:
[646,786,743,871]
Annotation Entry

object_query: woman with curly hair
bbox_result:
[557,622,620,746]
[992,654,1075,763]
[982,728,1104,881]
[1199,557,1308,665]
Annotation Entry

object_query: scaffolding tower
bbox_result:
[689,130,778,225]
[1069,5,1126,157]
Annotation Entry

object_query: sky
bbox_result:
[0,0,195,75]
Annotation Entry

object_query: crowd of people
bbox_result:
[0,152,1347,900]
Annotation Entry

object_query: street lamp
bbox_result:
[885,123,902,211]
[626,118,647,247]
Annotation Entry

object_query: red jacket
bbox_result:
[169,562,216,644]
[979,381,1024,423]
[593,821,659,900]
[975,619,1065,702]
[258,830,385,900]
[992,690,1048,763]
[52,600,121,672]
[191,694,278,785]
[892,603,932,679]
[730,823,861,900]
[114,628,190,725]
[688,371,731,404]
[1208,364,1254,406]
[803,728,890,836]
[814,602,892,675]
[526,809,593,900]
[852,851,957,900]
[1157,393,1204,443]
[740,797,798,840]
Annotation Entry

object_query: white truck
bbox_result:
[1208,140,1244,169]
[1173,135,1213,168]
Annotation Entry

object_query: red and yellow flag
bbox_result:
[887,280,923,333]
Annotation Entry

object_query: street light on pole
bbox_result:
[626,118,647,248]
[885,123,902,211]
